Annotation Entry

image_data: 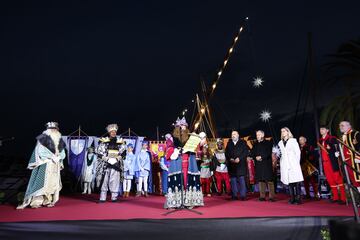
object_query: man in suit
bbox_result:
[225,131,249,200]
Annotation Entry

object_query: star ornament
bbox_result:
[252,76,264,88]
[272,145,281,157]
[259,110,272,122]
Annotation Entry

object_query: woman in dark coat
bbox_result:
[251,130,276,201]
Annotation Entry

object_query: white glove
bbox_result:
[335,152,340,158]
[355,158,360,164]
[170,148,180,160]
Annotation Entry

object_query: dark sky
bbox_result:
[0,1,359,156]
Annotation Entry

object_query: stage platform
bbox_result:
[0,193,355,222]
[1,193,358,240]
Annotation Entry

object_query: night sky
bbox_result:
[0,1,359,156]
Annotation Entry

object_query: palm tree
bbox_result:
[320,38,360,135]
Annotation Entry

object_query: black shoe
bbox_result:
[231,196,238,200]
[330,199,337,203]
[294,196,302,205]
[240,197,247,201]
[269,198,276,202]
[337,200,346,205]
[288,198,295,204]
[258,197,266,202]
[111,199,118,203]
[98,200,106,204]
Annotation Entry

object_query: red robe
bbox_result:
[342,129,360,187]
[319,134,346,201]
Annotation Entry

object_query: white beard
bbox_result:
[44,129,62,155]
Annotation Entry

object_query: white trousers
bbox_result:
[137,176,148,192]
[82,182,92,194]
[123,179,132,192]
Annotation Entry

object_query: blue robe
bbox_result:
[124,152,136,180]
[135,150,151,177]
[165,153,204,208]
[134,150,153,193]
[160,156,170,194]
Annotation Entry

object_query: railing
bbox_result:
[337,138,360,223]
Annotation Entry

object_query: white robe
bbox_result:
[17,142,65,209]
[83,153,97,183]
[278,138,303,185]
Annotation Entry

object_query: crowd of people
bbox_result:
[16,118,360,210]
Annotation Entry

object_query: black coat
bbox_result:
[225,140,249,177]
[251,140,274,182]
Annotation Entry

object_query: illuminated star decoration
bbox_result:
[272,145,281,158]
[259,110,272,122]
[252,76,264,88]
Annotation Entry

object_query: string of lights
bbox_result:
[208,17,249,98]
[191,17,250,131]
[171,17,250,134]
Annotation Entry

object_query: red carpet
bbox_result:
[0,193,355,222]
